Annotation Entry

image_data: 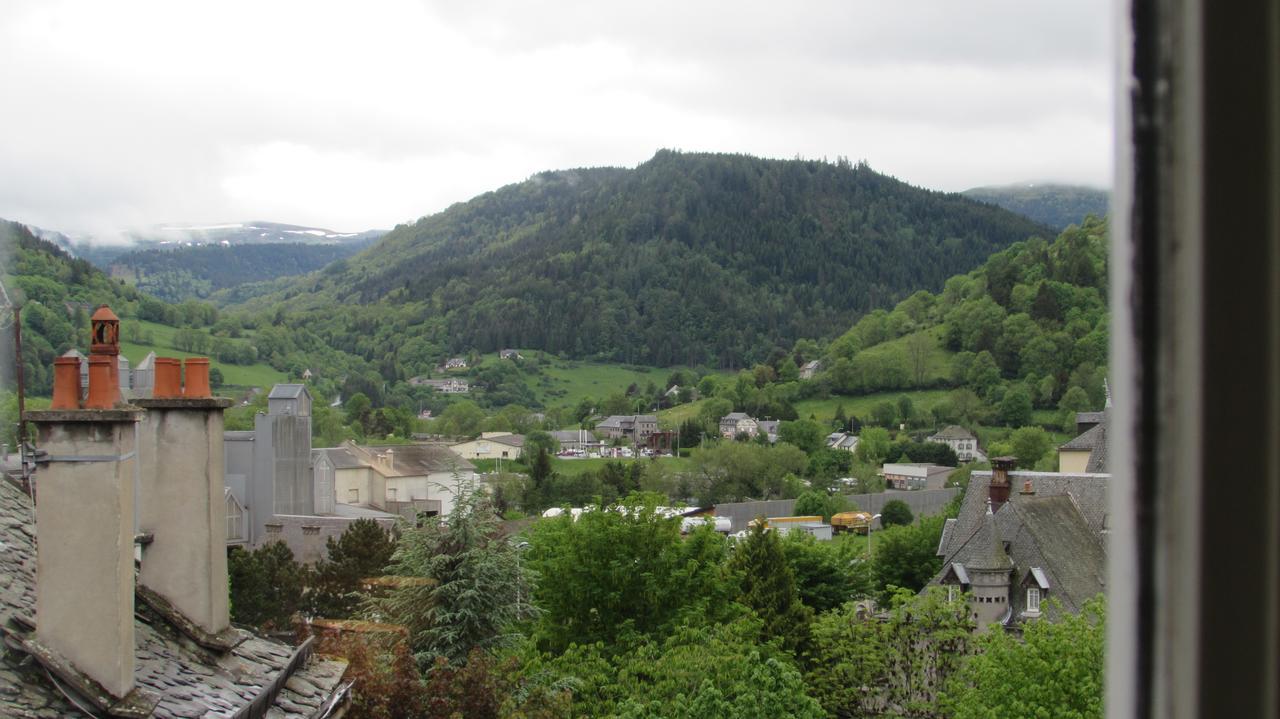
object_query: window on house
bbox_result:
[349,488,359,503]
[388,487,397,501]
[1026,587,1040,614]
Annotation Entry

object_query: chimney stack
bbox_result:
[989,456,1016,511]
[135,358,236,646]
[89,305,122,406]
[24,305,153,708]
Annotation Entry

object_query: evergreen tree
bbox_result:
[228,541,307,631]
[370,478,534,667]
[309,519,397,618]
[729,521,813,653]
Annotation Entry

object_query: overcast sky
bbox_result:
[0,0,1113,239]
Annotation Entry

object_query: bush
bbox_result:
[880,499,914,528]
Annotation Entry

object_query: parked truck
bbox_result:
[831,511,875,535]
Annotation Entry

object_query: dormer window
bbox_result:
[1026,587,1041,614]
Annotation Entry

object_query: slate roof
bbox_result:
[267,384,307,400]
[721,412,751,422]
[313,446,364,470]
[1074,411,1105,428]
[941,471,1110,554]
[487,434,525,448]
[948,508,1014,571]
[930,425,977,441]
[1059,422,1104,452]
[995,495,1107,619]
[347,442,476,476]
[933,470,1110,626]
[0,478,349,718]
[1058,414,1109,473]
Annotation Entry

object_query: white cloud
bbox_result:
[0,0,1113,235]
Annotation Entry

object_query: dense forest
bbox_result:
[816,214,1110,413]
[962,183,1110,231]
[109,241,375,302]
[237,151,1050,369]
[0,221,154,395]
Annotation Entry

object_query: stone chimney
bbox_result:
[23,306,156,711]
[134,358,236,647]
[989,456,1016,512]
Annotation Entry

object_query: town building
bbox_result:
[551,429,604,452]
[596,414,658,443]
[224,384,398,563]
[450,432,526,460]
[1058,411,1108,473]
[719,412,759,438]
[927,425,984,462]
[318,441,476,518]
[826,431,860,453]
[933,449,1110,632]
[799,360,823,379]
[408,376,470,393]
[882,462,953,490]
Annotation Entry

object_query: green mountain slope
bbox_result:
[237,150,1051,369]
[962,183,1109,231]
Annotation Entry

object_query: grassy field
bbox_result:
[118,319,287,391]
[793,389,953,424]
[529,359,677,409]
[658,398,710,427]
[858,326,954,386]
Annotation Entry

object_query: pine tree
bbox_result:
[369,478,535,668]
[729,520,813,653]
[309,518,397,618]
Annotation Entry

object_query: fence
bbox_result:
[713,487,960,533]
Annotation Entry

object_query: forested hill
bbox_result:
[109,241,377,303]
[240,151,1051,368]
[0,220,151,393]
[962,183,1109,231]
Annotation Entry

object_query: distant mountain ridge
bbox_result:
[235,150,1054,369]
[31,221,386,267]
[19,221,387,304]
[962,183,1109,231]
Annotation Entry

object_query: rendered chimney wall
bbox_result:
[24,306,146,699]
[135,357,232,638]
[26,405,143,700]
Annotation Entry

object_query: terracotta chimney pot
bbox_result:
[50,357,82,410]
[85,356,116,409]
[183,358,211,398]
[89,305,120,356]
[153,358,182,399]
